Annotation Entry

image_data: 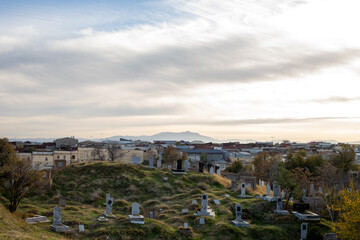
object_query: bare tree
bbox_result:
[93,146,107,161]
[106,144,121,162]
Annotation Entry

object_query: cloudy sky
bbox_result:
[1,0,360,142]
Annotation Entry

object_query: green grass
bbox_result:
[1,161,332,239]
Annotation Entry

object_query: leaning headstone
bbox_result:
[192,200,197,205]
[129,203,145,224]
[104,197,115,218]
[232,204,249,227]
[225,194,230,198]
[213,199,220,205]
[209,167,214,175]
[301,222,308,240]
[195,194,215,217]
[79,224,85,232]
[199,218,205,225]
[50,206,70,232]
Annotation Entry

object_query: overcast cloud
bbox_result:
[1,0,360,141]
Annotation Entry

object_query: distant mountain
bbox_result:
[106,131,219,142]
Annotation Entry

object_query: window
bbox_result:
[57,155,60,159]
[45,157,48,161]
[58,162,63,167]
[72,155,75,159]
[63,155,66,160]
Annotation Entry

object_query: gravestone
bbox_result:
[157,160,162,168]
[149,211,154,219]
[301,223,308,240]
[158,152,163,161]
[163,177,168,181]
[310,184,315,197]
[259,179,262,185]
[184,160,190,172]
[50,206,70,232]
[213,199,220,205]
[149,156,154,168]
[184,222,188,229]
[79,224,85,232]
[104,197,115,218]
[215,165,220,174]
[172,159,187,174]
[195,194,215,217]
[241,182,246,196]
[129,203,145,224]
[182,209,188,213]
[209,167,214,175]
[25,215,48,224]
[232,204,249,227]
[274,197,289,215]
[225,194,230,198]
[266,184,271,196]
[272,183,279,199]
[104,193,110,205]
[216,168,221,175]
[192,200,197,205]
[199,218,205,225]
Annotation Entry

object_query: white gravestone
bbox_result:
[195,193,215,217]
[79,224,85,232]
[301,223,308,240]
[192,200,197,205]
[182,209,188,213]
[216,168,221,175]
[209,167,214,175]
[184,222,189,229]
[232,204,249,227]
[225,194,230,198]
[201,194,208,212]
[213,199,220,205]
[199,218,205,225]
[129,203,145,224]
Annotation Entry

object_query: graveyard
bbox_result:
[1,161,333,239]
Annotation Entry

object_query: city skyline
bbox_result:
[1,0,360,142]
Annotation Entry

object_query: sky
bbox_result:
[1,0,360,142]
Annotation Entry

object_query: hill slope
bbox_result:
[11,162,330,239]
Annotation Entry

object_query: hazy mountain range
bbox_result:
[7,131,358,144]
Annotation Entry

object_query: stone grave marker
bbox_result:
[232,204,250,227]
[199,218,205,225]
[129,202,145,224]
[104,197,115,218]
[209,167,214,175]
[201,194,208,212]
[132,203,140,215]
[273,183,279,199]
[324,233,337,240]
[182,209,188,213]
[149,155,154,168]
[59,198,66,207]
[79,224,85,232]
[241,182,246,196]
[213,199,220,205]
[50,206,70,232]
[184,222,188,229]
[266,184,271,196]
[225,194,230,198]
[157,160,162,168]
[163,177,168,181]
[301,223,308,240]
[192,200,197,205]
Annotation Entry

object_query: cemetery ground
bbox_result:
[1,162,332,239]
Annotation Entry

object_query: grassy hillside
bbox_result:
[6,162,331,239]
